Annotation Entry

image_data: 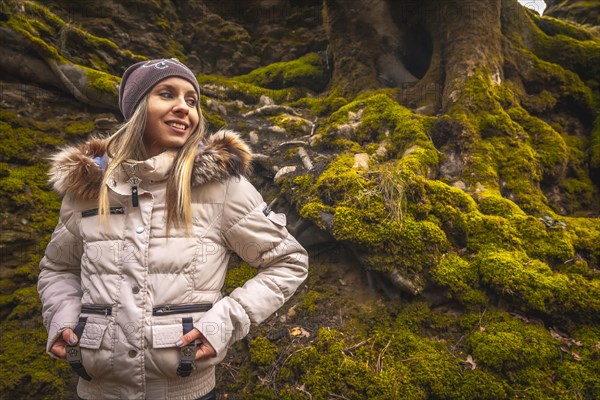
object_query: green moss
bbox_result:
[332,206,391,247]
[590,115,600,169]
[519,89,557,114]
[297,290,322,315]
[7,286,40,320]
[533,14,595,41]
[235,53,328,92]
[467,313,558,372]
[65,121,94,136]
[6,14,63,61]
[197,74,305,104]
[431,253,488,305]
[466,214,522,253]
[268,115,311,137]
[84,67,119,95]
[249,336,279,367]
[291,94,348,116]
[299,201,334,231]
[564,217,600,268]
[202,111,227,131]
[222,262,258,295]
[0,319,72,399]
[513,216,575,265]
[533,30,600,83]
[478,194,526,218]
[475,250,600,315]
[519,48,594,116]
[285,318,512,400]
[323,92,429,153]
[315,153,371,204]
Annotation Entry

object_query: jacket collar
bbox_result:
[48,129,252,200]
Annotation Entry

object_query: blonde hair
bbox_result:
[98,95,206,235]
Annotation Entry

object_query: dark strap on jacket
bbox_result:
[177,317,196,377]
[66,317,92,381]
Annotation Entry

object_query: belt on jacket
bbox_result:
[177,317,196,377]
[66,317,92,381]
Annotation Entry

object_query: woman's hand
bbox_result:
[49,328,78,359]
[175,328,217,361]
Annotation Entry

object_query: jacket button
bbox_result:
[132,286,140,294]
[136,226,144,234]
[128,350,137,358]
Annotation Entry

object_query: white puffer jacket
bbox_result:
[37,130,308,400]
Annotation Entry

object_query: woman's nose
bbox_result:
[172,97,190,115]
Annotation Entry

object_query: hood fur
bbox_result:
[49,129,252,200]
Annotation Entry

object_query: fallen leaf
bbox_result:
[550,328,563,341]
[290,326,311,338]
[593,342,600,351]
[572,352,582,361]
[560,344,570,354]
[465,355,477,370]
[479,326,486,332]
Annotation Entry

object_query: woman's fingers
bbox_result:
[62,328,78,345]
[174,328,217,360]
[49,328,77,359]
[175,327,201,347]
[195,340,217,360]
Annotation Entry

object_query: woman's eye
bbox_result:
[159,92,172,98]
[186,98,198,106]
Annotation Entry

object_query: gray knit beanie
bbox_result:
[118,58,200,120]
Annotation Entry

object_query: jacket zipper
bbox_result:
[81,304,113,317]
[152,303,213,316]
[81,207,125,218]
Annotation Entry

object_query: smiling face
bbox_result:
[143,77,199,157]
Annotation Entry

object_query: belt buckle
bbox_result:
[66,345,82,363]
[177,341,197,377]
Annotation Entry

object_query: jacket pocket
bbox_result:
[77,316,112,379]
[147,304,212,379]
[266,211,287,227]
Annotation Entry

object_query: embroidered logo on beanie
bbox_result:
[118,58,200,120]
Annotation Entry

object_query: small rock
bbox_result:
[274,166,297,183]
[248,130,259,145]
[452,180,467,191]
[21,219,29,225]
[267,125,286,134]
[309,134,322,147]
[402,145,421,158]
[259,95,274,106]
[287,305,297,319]
[416,104,436,115]
[353,153,369,170]
[338,123,354,138]
[339,279,347,286]
[376,142,388,158]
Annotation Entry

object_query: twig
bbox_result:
[298,147,314,170]
[329,394,350,400]
[344,339,370,354]
[219,362,238,380]
[376,337,393,372]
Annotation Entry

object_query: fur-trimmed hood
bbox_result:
[48,129,252,200]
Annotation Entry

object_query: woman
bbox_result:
[37,58,308,400]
